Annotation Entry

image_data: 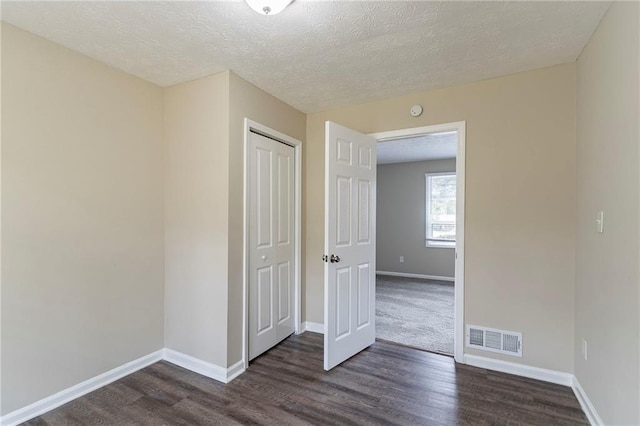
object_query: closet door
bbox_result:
[248,131,295,360]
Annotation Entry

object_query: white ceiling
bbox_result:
[377,131,456,165]
[1,1,610,113]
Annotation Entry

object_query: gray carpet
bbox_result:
[376,275,454,355]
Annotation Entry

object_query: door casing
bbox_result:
[243,118,303,370]
[370,121,466,363]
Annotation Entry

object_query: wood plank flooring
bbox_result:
[24,333,588,425]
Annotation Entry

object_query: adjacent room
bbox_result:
[1,1,638,425]
[376,130,458,356]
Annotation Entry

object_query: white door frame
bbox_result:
[369,121,466,363]
[243,118,303,370]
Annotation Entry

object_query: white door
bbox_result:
[324,121,377,370]
[249,131,295,360]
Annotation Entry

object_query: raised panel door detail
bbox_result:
[257,266,273,335]
[278,262,290,324]
[324,121,376,371]
[358,179,370,244]
[336,176,352,247]
[277,154,291,246]
[335,267,352,340]
[359,146,371,169]
[357,263,371,329]
[257,147,272,249]
[249,132,296,361]
[336,138,352,165]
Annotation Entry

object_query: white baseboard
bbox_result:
[225,360,246,383]
[2,348,246,426]
[0,350,164,426]
[462,354,573,386]
[462,354,603,424]
[162,348,226,382]
[1,346,600,426]
[162,349,245,384]
[376,270,454,282]
[302,321,324,334]
[572,376,603,426]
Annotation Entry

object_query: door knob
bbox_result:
[330,254,341,263]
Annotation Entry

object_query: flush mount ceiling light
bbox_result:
[245,0,293,15]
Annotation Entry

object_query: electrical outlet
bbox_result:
[582,339,588,361]
[399,256,405,263]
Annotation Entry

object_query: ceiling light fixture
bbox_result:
[245,0,292,15]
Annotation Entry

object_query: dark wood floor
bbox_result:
[24,333,587,425]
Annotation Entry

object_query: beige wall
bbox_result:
[163,70,305,368]
[0,25,307,412]
[164,71,230,367]
[1,23,165,414]
[377,159,456,278]
[575,2,640,424]
[306,63,577,372]
[227,72,306,365]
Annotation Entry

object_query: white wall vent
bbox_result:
[466,325,522,357]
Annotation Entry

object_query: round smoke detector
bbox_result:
[410,104,423,117]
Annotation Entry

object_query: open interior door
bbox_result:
[324,121,377,371]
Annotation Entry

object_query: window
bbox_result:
[426,173,456,247]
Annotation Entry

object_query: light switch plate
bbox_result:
[596,211,604,234]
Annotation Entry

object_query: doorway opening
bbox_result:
[371,122,465,361]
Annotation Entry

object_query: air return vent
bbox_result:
[466,325,522,357]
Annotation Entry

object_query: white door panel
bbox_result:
[277,261,291,323]
[249,132,295,360]
[324,122,377,370]
[257,267,273,334]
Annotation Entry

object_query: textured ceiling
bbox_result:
[1,1,610,113]
[377,132,456,165]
